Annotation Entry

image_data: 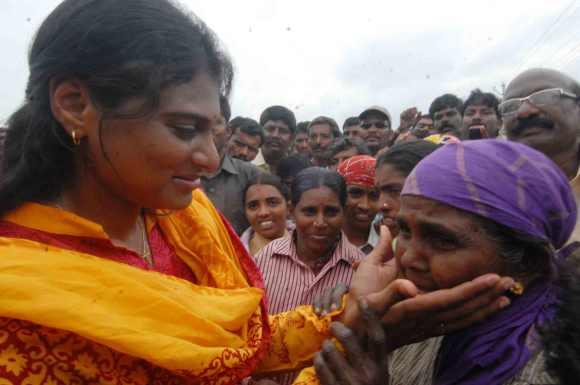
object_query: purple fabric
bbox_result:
[402,139,576,249]
[435,282,556,385]
[401,140,576,385]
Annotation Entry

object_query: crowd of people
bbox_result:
[0,0,579,385]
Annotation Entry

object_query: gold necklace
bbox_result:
[53,198,152,265]
[137,214,153,266]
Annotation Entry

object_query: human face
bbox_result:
[395,195,504,292]
[344,184,380,232]
[294,132,311,155]
[344,125,362,139]
[211,118,230,156]
[433,107,462,137]
[360,114,392,153]
[375,163,406,237]
[262,120,293,160]
[462,103,501,139]
[228,131,261,161]
[82,73,221,210]
[416,117,434,131]
[503,70,580,160]
[244,184,288,240]
[329,147,359,170]
[293,186,344,257]
[411,116,435,139]
[309,123,335,158]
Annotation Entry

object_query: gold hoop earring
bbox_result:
[72,130,81,146]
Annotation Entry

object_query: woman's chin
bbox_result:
[148,194,193,211]
[257,228,286,240]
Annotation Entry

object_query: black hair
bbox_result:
[429,94,464,116]
[0,126,6,170]
[220,94,231,122]
[291,167,347,207]
[228,116,247,130]
[328,137,371,158]
[308,116,342,138]
[234,118,264,147]
[343,116,361,129]
[376,140,439,176]
[296,121,310,135]
[277,153,312,180]
[542,254,580,385]
[461,89,501,118]
[259,105,297,134]
[243,173,289,205]
[475,215,553,280]
[1,0,232,217]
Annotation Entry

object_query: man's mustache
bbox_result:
[264,137,283,146]
[513,116,554,135]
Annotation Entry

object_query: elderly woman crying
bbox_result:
[310,139,577,385]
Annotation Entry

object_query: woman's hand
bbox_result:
[313,284,349,316]
[367,273,515,351]
[314,302,389,385]
[342,226,398,327]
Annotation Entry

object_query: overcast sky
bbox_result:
[2,0,579,127]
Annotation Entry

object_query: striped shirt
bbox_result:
[255,231,364,314]
[254,231,364,385]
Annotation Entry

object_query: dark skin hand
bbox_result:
[369,274,513,352]
[398,107,421,132]
[315,301,388,385]
[314,283,349,316]
[313,226,514,351]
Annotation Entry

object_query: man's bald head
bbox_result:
[503,68,580,178]
[505,68,580,101]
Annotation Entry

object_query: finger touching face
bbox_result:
[395,195,504,292]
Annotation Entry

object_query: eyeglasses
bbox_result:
[361,121,389,129]
[499,88,578,116]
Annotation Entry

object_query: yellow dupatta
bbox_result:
[0,190,270,384]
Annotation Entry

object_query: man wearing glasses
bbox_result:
[358,106,393,156]
[503,68,580,244]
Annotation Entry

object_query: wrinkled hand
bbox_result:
[341,226,397,327]
[315,303,389,385]
[314,283,349,316]
[365,273,514,352]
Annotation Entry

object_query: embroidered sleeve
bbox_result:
[0,317,188,385]
[292,366,319,385]
[255,305,334,375]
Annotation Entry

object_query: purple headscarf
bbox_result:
[401,139,577,385]
[402,139,576,249]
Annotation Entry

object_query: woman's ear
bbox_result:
[49,78,96,140]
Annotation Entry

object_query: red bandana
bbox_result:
[337,155,376,188]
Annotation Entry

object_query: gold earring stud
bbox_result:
[72,130,81,146]
[509,281,524,296]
